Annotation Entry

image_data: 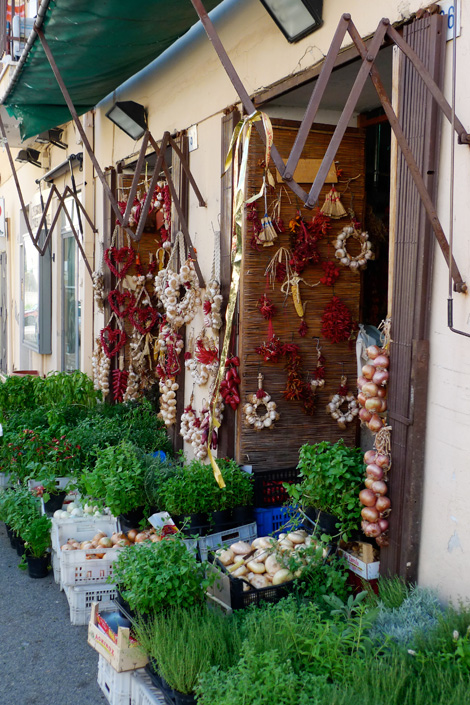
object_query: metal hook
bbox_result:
[312,336,321,352]
[337,361,345,376]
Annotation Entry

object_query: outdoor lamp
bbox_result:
[258,0,323,43]
[36,129,68,150]
[15,148,42,168]
[105,101,147,140]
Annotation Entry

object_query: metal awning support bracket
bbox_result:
[191,2,468,292]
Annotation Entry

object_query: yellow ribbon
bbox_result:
[208,111,274,488]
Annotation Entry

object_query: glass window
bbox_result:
[23,234,40,347]
[61,197,81,371]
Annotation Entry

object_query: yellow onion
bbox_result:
[362,364,376,380]
[374,354,389,369]
[364,449,377,464]
[364,477,375,489]
[362,382,379,398]
[371,480,388,496]
[363,522,381,537]
[366,463,383,480]
[368,414,383,433]
[366,345,381,360]
[365,396,382,412]
[375,495,391,513]
[359,489,376,507]
[361,506,379,523]
[359,408,372,423]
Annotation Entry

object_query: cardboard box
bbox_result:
[339,546,380,581]
[88,602,148,672]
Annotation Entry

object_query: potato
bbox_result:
[272,568,293,585]
[265,554,282,575]
[287,531,305,545]
[233,565,248,577]
[231,541,252,555]
[246,560,266,574]
[218,549,234,566]
[250,575,270,589]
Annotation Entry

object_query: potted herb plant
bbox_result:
[111,534,212,616]
[20,513,52,578]
[83,440,149,527]
[220,458,254,527]
[134,605,241,705]
[286,440,364,541]
[158,460,220,535]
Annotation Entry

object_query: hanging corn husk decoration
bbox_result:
[320,185,347,219]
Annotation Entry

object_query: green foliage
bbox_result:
[1,428,80,484]
[134,606,242,694]
[112,536,211,614]
[83,440,147,516]
[34,370,100,408]
[196,645,330,705]
[66,399,171,467]
[366,575,411,610]
[218,458,254,509]
[158,459,223,515]
[286,440,364,540]
[0,374,40,416]
[20,513,52,558]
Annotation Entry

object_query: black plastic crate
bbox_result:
[253,467,300,507]
[207,556,295,611]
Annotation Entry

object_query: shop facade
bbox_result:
[0,0,468,601]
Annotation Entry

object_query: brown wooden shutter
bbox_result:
[381,14,446,581]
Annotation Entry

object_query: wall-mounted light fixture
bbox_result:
[258,0,323,43]
[105,101,147,140]
[36,128,68,150]
[15,148,42,168]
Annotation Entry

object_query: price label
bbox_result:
[438,1,461,41]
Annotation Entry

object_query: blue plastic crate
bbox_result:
[254,506,302,537]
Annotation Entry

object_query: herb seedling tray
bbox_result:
[88,602,148,671]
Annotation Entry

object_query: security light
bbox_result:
[105,101,147,140]
[258,0,323,43]
[36,129,68,150]
[15,148,42,168]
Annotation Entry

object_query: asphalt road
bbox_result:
[0,522,108,705]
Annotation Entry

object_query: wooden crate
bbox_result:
[88,602,148,672]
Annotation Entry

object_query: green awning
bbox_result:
[3,0,223,140]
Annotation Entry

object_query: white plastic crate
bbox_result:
[196,522,257,561]
[0,472,12,488]
[60,546,120,589]
[51,550,60,584]
[65,583,118,626]
[52,515,118,553]
[98,653,145,705]
[131,670,166,705]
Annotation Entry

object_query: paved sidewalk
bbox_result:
[0,522,107,705]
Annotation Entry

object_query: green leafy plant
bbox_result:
[34,370,101,409]
[219,458,254,509]
[83,440,147,516]
[286,440,364,540]
[158,459,223,516]
[20,513,52,558]
[111,535,212,614]
[0,374,40,417]
[134,606,242,694]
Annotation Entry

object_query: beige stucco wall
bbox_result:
[418,0,470,602]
